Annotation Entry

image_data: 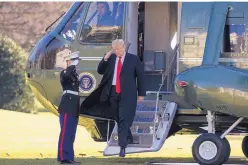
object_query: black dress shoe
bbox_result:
[61,160,73,164]
[119,147,126,157]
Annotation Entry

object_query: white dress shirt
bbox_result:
[112,52,126,85]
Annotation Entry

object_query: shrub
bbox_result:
[0,34,36,113]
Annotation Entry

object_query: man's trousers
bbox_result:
[109,86,133,148]
[57,112,78,161]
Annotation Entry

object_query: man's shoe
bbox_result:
[60,160,73,164]
[70,160,81,164]
[119,147,126,157]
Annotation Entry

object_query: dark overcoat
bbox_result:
[80,53,146,122]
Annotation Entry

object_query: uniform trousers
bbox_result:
[109,86,133,148]
[57,112,78,161]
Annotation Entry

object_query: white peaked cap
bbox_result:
[65,51,80,61]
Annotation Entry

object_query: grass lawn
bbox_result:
[0,108,247,165]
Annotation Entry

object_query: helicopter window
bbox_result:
[79,2,125,44]
[60,4,85,42]
[222,24,246,54]
[220,24,248,69]
[187,10,205,29]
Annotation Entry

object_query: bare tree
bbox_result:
[0,2,72,52]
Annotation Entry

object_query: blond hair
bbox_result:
[112,39,125,49]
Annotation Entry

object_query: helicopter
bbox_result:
[26,1,248,165]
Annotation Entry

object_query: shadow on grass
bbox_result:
[0,157,247,165]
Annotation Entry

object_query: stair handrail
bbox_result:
[153,44,179,140]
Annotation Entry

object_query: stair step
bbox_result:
[133,122,154,124]
[108,132,154,148]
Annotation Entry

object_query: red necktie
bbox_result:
[116,57,122,93]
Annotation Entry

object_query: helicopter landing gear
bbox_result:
[192,133,230,165]
[242,136,248,158]
[192,111,243,165]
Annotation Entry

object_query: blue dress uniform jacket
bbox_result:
[58,65,80,118]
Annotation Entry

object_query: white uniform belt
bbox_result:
[63,90,79,95]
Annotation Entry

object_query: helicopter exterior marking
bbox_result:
[79,72,96,94]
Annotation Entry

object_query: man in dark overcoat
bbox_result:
[81,39,146,157]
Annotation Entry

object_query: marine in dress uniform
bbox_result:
[57,51,81,164]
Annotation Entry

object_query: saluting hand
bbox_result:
[104,49,114,61]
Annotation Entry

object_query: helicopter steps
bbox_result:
[103,100,177,156]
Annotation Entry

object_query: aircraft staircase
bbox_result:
[103,100,177,155]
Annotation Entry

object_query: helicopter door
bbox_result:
[76,2,127,119]
[143,2,177,92]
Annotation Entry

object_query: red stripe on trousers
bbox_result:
[60,113,67,161]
